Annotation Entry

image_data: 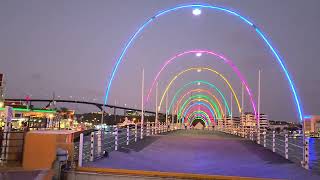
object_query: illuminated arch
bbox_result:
[169,80,230,115]
[159,67,241,114]
[145,50,254,115]
[190,116,208,127]
[183,102,216,125]
[177,95,221,119]
[186,110,212,126]
[172,88,224,117]
[186,111,210,126]
[178,98,219,121]
[104,4,303,121]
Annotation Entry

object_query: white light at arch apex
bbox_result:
[192,9,201,16]
[196,52,202,57]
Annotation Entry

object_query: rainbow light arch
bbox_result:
[186,110,212,126]
[183,102,216,125]
[169,80,230,115]
[186,110,211,126]
[190,116,209,127]
[177,95,221,120]
[178,98,219,121]
[177,95,221,119]
[158,67,241,114]
[104,3,303,121]
[173,88,224,117]
[145,50,254,115]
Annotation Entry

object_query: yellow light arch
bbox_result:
[159,67,241,113]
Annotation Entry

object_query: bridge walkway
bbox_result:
[79,130,320,180]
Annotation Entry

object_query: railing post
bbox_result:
[303,137,310,169]
[78,133,83,167]
[135,123,138,142]
[285,133,288,159]
[90,132,94,162]
[115,126,118,151]
[140,121,143,139]
[151,122,154,135]
[97,130,102,157]
[263,130,266,148]
[272,131,275,152]
[126,125,129,145]
[147,122,150,136]
[257,128,261,145]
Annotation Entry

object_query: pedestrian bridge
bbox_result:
[66,127,320,180]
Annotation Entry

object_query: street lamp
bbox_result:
[192,8,201,16]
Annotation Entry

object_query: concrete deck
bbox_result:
[85,130,320,180]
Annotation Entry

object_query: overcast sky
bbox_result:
[0,0,319,122]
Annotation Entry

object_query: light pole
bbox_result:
[141,68,144,139]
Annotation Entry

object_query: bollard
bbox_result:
[285,134,288,159]
[90,132,94,162]
[272,131,275,152]
[302,137,310,169]
[115,126,118,151]
[126,125,129,145]
[78,133,83,167]
[97,130,102,156]
[263,130,266,148]
[135,123,138,142]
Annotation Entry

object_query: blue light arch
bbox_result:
[104,3,303,122]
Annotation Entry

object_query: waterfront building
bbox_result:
[304,115,320,136]
[0,105,56,130]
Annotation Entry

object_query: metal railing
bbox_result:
[222,128,320,173]
[74,122,179,167]
[0,131,25,165]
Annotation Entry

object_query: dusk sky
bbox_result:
[1,0,320,122]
